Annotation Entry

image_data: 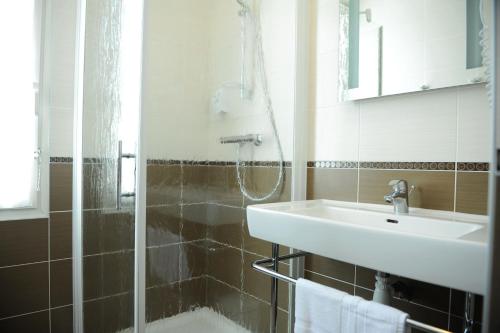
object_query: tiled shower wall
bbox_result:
[147,161,293,333]
[0,158,488,332]
[0,159,292,333]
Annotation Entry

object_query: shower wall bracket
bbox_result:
[219,134,262,146]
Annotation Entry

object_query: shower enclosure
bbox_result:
[72,0,307,332]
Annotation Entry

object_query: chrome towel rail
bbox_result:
[252,252,452,333]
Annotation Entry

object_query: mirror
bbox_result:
[338,0,490,101]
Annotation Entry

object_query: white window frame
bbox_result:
[0,0,49,221]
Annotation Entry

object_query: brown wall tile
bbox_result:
[50,212,72,260]
[0,263,49,318]
[146,283,180,322]
[146,165,181,206]
[357,267,452,312]
[180,277,207,312]
[84,293,133,333]
[182,165,207,204]
[51,306,73,333]
[83,255,101,300]
[356,286,451,330]
[0,310,49,333]
[395,276,451,312]
[243,167,291,207]
[102,252,134,296]
[355,266,378,290]
[242,252,288,310]
[226,166,245,206]
[456,172,489,215]
[206,204,244,248]
[84,252,134,300]
[307,168,358,202]
[50,163,72,212]
[82,163,118,210]
[206,166,243,206]
[449,316,481,333]
[146,205,181,247]
[83,209,134,255]
[146,245,180,287]
[207,242,241,289]
[0,219,48,267]
[450,290,483,323]
[359,169,455,211]
[182,204,208,242]
[304,270,354,295]
[180,241,207,280]
[51,259,72,307]
[305,254,355,284]
[206,277,242,324]
[392,297,450,331]
[240,293,288,333]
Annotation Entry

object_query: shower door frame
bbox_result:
[288,0,310,332]
[71,0,86,331]
[72,0,147,332]
[72,1,308,332]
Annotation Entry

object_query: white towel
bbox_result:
[294,278,409,333]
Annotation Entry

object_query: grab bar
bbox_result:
[219,134,262,146]
[252,252,453,333]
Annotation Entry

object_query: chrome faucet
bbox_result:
[384,180,414,214]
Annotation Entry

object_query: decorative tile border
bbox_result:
[361,161,457,171]
[50,157,73,163]
[307,161,359,168]
[457,162,490,172]
[147,159,182,165]
[50,157,488,171]
[50,157,292,167]
[177,160,292,167]
[308,161,490,171]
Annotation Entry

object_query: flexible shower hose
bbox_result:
[235,1,284,202]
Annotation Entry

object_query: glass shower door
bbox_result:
[73,0,144,332]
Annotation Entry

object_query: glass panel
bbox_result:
[142,0,296,332]
[78,0,142,331]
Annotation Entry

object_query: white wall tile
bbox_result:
[309,104,359,161]
[309,0,491,163]
[47,0,77,110]
[457,84,492,162]
[49,108,73,157]
[358,89,458,162]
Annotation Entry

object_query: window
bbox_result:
[0,1,48,220]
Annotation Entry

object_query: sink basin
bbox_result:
[247,200,488,295]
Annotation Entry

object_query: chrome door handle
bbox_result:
[116,140,136,210]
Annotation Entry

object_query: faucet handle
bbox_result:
[388,179,402,186]
[388,179,407,191]
[388,180,415,195]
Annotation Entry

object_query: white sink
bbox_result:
[247,200,488,295]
